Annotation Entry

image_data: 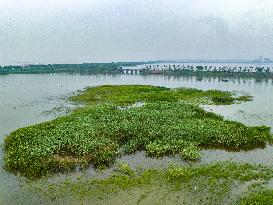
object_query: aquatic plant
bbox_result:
[239,189,273,205]
[4,85,272,178]
[180,144,200,161]
[16,162,273,205]
[116,162,135,176]
[71,85,252,105]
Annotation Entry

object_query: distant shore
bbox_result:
[1,62,273,79]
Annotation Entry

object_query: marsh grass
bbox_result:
[4,85,271,178]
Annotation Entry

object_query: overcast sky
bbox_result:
[0,0,273,64]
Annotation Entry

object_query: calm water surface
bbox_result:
[0,73,273,204]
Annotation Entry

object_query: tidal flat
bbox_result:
[4,84,273,204]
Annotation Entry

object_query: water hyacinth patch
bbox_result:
[180,144,201,161]
[4,85,272,178]
[71,85,252,105]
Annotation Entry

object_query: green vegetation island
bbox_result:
[4,85,273,204]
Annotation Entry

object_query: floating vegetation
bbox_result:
[4,85,271,178]
[180,144,201,161]
[71,85,252,105]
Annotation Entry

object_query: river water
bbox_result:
[0,73,273,204]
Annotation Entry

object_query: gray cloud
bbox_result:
[0,0,273,65]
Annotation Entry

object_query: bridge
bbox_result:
[122,68,141,75]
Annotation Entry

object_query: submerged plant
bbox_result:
[21,162,273,205]
[239,189,273,205]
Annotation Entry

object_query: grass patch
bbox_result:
[4,85,271,178]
